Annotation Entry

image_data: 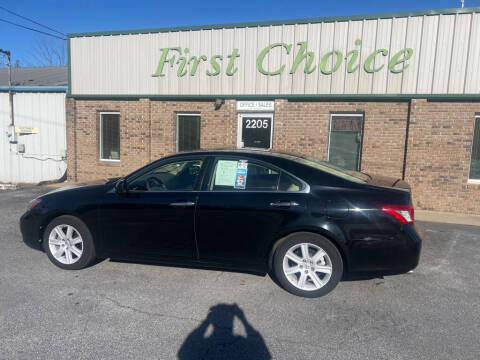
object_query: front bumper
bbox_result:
[20,210,44,251]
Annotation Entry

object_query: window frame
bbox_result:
[237,113,274,151]
[205,156,309,193]
[176,113,201,152]
[327,112,365,171]
[468,115,480,184]
[99,111,121,162]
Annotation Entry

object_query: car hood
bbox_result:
[39,178,118,198]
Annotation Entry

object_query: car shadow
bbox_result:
[108,258,267,277]
[177,303,271,360]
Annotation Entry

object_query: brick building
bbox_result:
[66,7,480,214]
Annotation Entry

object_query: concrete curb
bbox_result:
[416,210,480,227]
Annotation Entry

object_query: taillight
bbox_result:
[381,204,414,224]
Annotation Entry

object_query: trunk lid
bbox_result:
[361,173,411,191]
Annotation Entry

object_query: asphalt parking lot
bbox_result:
[1,186,479,360]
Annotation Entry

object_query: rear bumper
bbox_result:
[20,210,44,251]
[348,223,422,274]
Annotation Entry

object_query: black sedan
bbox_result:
[20,150,421,297]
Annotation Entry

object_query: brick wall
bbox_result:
[66,97,480,214]
[67,99,237,182]
[405,99,480,214]
[273,100,408,179]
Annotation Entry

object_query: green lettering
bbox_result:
[345,40,362,73]
[226,48,240,76]
[389,48,413,73]
[256,43,292,75]
[345,50,359,73]
[176,48,189,77]
[364,49,389,73]
[152,47,181,77]
[319,50,343,75]
[207,55,222,76]
[188,55,207,76]
[290,42,317,74]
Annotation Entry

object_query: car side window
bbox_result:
[278,172,303,192]
[210,159,280,191]
[128,159,203,191]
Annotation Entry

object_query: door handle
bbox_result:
[169,201,195,207]
[270,201,299,208]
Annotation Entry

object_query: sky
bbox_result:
[0,0,479,67]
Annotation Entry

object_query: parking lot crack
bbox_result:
[101,295,201,323]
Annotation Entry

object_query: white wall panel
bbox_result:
[371,19,392,93]
[448,14,472,93]
[291,24,308,94]
[386,17,408,94]
[0,92,66,184]
[330,21,348,94]
[304,23,321,94]
[416,15,438,94]
[431,15,455,93]
[255,26,270,95]
[317,22,335,94]
[70,11,480,96]
[465,13,480,93]
[402,16,423,93]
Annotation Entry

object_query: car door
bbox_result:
[195,156,308,267]
[99,157,206,259]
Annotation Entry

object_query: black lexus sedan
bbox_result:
[20,150,421,297]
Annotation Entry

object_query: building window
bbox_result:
[328,113,364,171]
[469,116,480,182]
[177,114,200,152]
[99,112,120,161]
[237,113,273,150]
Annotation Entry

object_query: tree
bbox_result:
[24,37,66,67]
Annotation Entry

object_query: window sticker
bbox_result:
[234,160,248,189]
[237,159,248,169]
[214,160,237,186]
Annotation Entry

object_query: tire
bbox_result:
[43,215,96,270]
[273,232,343,298]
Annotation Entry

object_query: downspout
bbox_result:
[74,99,78,181]
[402,99,412,180]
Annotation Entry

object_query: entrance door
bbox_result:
[237,113,274,150]
[328,113,364,171]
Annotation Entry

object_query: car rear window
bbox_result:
[279,154,369,184]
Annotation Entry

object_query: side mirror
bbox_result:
[115,178,127,195]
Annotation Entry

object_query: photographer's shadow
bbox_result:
[178,303,271,360]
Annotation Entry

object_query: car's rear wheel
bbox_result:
[43,215,96,270]
[273,232,343,298]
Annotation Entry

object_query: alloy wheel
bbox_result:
[48,224,84,265]
[282,242,333,291]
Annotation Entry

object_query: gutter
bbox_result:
[0,86,68,93]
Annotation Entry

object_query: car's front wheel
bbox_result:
[273,232,343,298]
[43,215,96,270]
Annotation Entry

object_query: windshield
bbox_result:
[279,154,369,184]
